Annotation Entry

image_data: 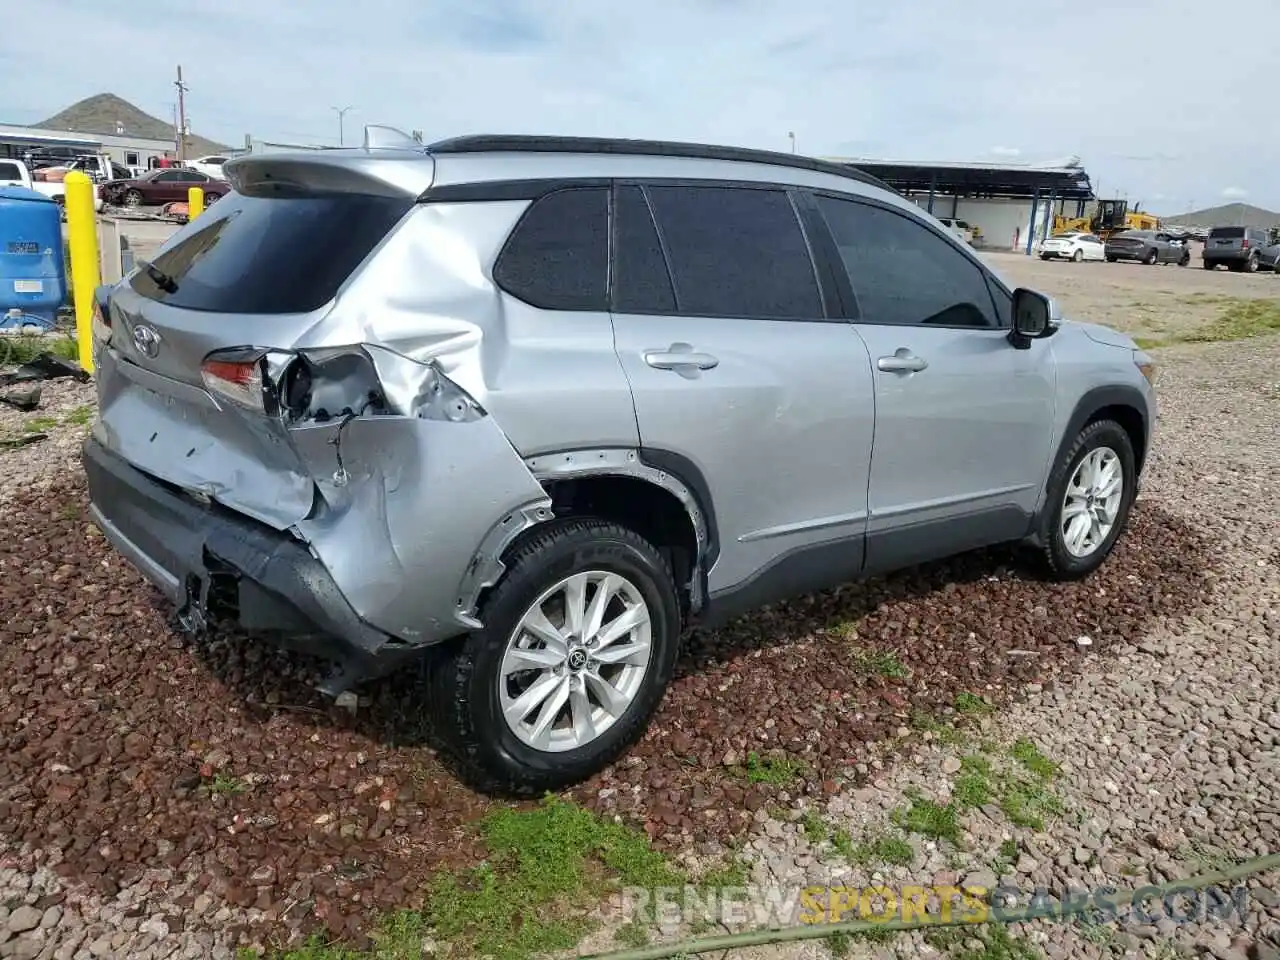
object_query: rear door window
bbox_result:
[641,184,823,320]
[493,187,609,311]
[612,184,677,314]
[130,191,413,313]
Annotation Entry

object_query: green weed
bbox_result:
[742,751,805,785]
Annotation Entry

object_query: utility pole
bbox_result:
[332,105,355,147]
[788,131,796,154]
[174,66,189,163]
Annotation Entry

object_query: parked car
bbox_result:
[185,155,231,180]
[1038,232,1106,262]
[1105,229,1189,265]
[1201,225,1279,272]
[0,159,103,210]
[100,168,232,208]
[85,132,1157,793]
[936,217,974,245]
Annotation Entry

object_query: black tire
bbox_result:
[1246,254,1259,273]
[1179,253,1190,266]
[1144,248,1158,265]
[1072,249,1083,263]
[1106,256,1118,263]
[1203,261,1215,270]
[1040,253,1050,261]
[124,190,143,208]
[428,518,682,795]
[1036,419,1137,580]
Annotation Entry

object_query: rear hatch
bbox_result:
[94,154,429,529]
[1207,226,1245,253]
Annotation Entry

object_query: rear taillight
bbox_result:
[201,347,287,416]
[91,288,111,344]
[1241,239,1250,249]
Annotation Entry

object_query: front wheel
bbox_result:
[429,518,682,795]
[1106,256,1118,263]
[1036,420,1137,580]
[1144,249,1158,265]
[1179,253,1190,266]
[1203,261,1215,270]
[124,190,143,208]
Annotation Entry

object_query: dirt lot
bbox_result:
[0,259,1277,960]
[983,248,1280,345]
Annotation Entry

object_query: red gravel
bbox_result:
[0,475,1214,948]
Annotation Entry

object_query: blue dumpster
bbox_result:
[0,185,67,331]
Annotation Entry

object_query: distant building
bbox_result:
[0,122,175,169]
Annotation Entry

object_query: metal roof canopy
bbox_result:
[0,125,102,148]
[827,158,1094,201]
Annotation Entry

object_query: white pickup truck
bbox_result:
[0,157,103,211]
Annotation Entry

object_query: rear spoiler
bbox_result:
[223,127,434,199]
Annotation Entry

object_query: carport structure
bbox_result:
[823,156,1096,254]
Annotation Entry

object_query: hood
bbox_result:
[1060,318,1137,350]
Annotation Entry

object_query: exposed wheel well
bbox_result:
[540,475,700,616]
[1088,403,1147,473]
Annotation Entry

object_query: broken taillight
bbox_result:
[91,288,112,345]
[201,348,286,416]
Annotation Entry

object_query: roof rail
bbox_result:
[363,124,427,152]
[424,134,898,194]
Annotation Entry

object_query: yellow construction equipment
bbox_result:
[1052,199,1159,240]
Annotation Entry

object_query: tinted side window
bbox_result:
[644,185,823,320]
[494,187,608,311]
[0,162,22,180]
[815,196,998,328]
[613,185,676,313]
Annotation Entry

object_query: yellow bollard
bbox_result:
[187,186,204,220]
[63,171,100,375]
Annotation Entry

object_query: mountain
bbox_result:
[1161,202,1280,229]
[35,93,230,158]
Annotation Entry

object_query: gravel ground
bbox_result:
[1,327,1276,958]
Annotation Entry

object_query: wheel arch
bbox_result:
[456,448,716,623]
[1051,385,1151,486]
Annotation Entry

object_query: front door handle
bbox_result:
[877,349,928,373]
[644,343,720,373]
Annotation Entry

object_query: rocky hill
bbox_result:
[36,93,230,158]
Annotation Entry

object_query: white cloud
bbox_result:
[989,146,1022,157]
[3,0,1279,209]
[1221,186,1249,199]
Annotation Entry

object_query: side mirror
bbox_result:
[1009,288,1057,349]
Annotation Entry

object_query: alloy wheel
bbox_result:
[499,570,653,753]
[1061,447,1124,558]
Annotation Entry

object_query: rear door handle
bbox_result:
[644,343,720,373]
[877,349,928,373]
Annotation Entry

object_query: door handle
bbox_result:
[643,343,720,372]
[877,349,928,373]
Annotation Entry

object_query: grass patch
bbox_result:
[1133,335,1165,350]
[954,692,993,715]
[741,751,805,785]
[953,925,1041,960]
[254,796,685,960]
[848,834,915,868]
[208,773,247,796]
[892,789,962,845]
[0,333,79,367]
[1188,298,1280,343]
[852,649,908,679]
[63,404,94,426]
[999,777,1064,830]
[23,416,59,434]
[613,920,650,948]
[1009,739,1059,780]
[800,810,829,844]
[909,710,967,746]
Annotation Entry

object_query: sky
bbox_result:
[3,0,1278,214]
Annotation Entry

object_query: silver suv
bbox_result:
[84,131,1157,793]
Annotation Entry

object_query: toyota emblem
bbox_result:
[132,323,162,359]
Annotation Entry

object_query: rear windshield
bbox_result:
[1208,226,1245,239]
[130,191,413,313]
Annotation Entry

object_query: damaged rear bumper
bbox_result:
[82,435,424,684]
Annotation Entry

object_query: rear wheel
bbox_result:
[1072,248,1083,263]
[1246,254,1259,273]
[429,518,682,795]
